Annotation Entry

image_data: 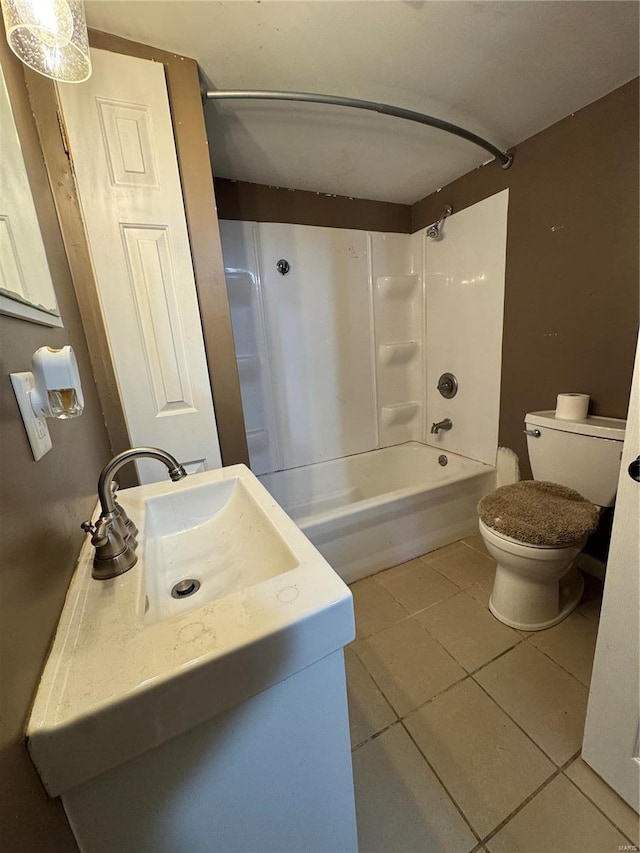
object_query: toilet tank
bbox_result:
[525,411,626,507]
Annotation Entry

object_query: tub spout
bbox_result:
[431,418,453,434]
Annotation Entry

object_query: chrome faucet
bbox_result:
[430,418,453,434]
[82,447,187,580]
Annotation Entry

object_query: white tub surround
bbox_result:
[425,190,509,465]
[220,222,281,475]
[260,443,496,583]
[221,221,428,475]
[27,466,356,852]
[221,192,508,477]
[221,221,377,474]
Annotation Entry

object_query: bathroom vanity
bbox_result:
[27,465,357,853]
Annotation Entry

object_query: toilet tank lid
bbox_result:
[525,411,626,441]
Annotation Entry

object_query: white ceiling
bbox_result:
[85,1,639,204]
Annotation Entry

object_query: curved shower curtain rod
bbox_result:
[204,89,514,169]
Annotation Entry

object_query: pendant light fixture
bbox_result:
[1,0,91,83]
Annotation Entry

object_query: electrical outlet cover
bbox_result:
[10,371,52,461]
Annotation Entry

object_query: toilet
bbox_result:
[478,411,626,631]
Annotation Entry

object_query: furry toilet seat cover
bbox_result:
[477,480,600,547]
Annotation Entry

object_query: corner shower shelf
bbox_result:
[246,429,269,452]
[376,275,419,299]
[236,354,260,379]
[225,271,255,305]
[380,402,420,427]
[378,341,420,366]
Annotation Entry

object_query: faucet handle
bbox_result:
[91,517,112,548]
[81,518,110,548]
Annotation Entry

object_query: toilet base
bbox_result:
[489,564,584,632]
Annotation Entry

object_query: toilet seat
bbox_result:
[479,518,586,560]
[477,480,599,548]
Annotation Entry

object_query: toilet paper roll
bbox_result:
[555,393,590,420]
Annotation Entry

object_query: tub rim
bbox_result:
[267,447,496,529]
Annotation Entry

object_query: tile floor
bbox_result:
[347,535,639,853]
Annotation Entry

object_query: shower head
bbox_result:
[426,205,453,239]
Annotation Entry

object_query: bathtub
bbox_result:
[259,442,497,584]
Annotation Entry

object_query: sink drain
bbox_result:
[171,578,201,599]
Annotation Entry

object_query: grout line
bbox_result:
[478,752,581,847]
[354,591,527,723]
[348,546,612,847]
[400,718,483,848]
[351,625,471,719]
[350,613,472,720]
[355,613,579,772]
[345,647,399,752]
[349,613,410,643]
[470,673,577,770]
[373,551,495,616]
[466,639,525,678]
[354,566,595,713]
[350,718,399,753]
[353,548,597,701]
[355,586,526,690]
[413,617,525,679]
[394,588,465,620]
[355,612,592,775]
[459,538,492,557]
[561,767,639,846]
[461,585,492,608]
[348,640,630,845]
[355,622,575,774]
[420,557,496,592]
[417,540,493,567]
[398,673,471,719]
[573,607,600,625]
[522,634,594,689]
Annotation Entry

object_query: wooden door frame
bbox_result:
[25,30,248,481]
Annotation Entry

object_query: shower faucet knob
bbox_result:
[437,372,458,399]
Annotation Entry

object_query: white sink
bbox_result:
[27,464,354,797]
[143,478,299,624]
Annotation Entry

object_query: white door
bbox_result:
[583,334,640,811]
[57,49,221,483]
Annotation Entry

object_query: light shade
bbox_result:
[1,0,91,83]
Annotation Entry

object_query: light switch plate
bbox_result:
[10,371,52,461]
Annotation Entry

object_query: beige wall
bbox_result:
[0,39,111,852]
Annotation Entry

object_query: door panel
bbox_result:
[57,48,221,482]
